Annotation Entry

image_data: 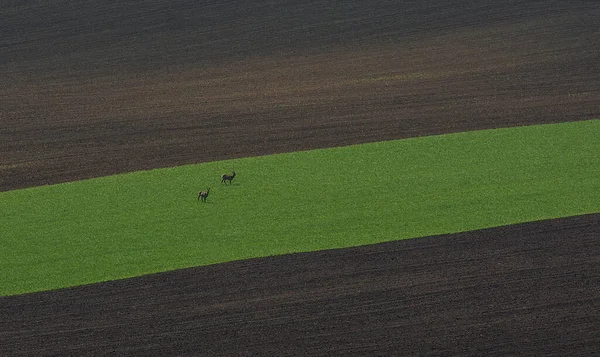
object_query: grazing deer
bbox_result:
[221,170,236,185]
[198,187,210,202]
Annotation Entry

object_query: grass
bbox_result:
[1,120,599,296]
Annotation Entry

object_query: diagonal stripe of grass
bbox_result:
[1,119,599,296]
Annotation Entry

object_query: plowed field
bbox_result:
[2,215,599,356]
[1,0,599,355]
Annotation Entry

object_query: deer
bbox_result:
[197,187,210,202]
[221,170,236,185]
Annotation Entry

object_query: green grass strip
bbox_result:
[1,120,599,296]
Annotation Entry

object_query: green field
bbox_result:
[1,120,599,296]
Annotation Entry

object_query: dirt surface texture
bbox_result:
[2,215,599,356]
[1,0,600,356]
[1,0,599,191]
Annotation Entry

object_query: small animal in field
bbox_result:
[198,188,210,202]
[221,170,236,185]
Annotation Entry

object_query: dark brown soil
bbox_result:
[1,215,599,356]
[1,1,599,356]
[1,0,598,191]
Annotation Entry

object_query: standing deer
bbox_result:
[221,170,236,185]
[198,187,210,202]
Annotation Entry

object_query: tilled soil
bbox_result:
[1,0,599,355]
[1,0,599,191]
[1,215,599,356]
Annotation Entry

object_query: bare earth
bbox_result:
[1,215,599,356]
[1,0,599,355]
[1,0,599,191]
